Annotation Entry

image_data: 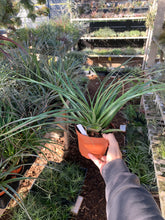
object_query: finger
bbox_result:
[103,133,114,140]
[88,153,101,168]
[103,133,119,146]
[101,156,107,162]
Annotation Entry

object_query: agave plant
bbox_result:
[16,65,165,135]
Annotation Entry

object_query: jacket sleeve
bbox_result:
[102,158,164,220]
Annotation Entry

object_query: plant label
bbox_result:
[120,125,126,132]
[77,124,88,136]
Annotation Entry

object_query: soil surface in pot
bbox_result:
[0,75,160,220]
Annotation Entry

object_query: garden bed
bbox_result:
[143,93,165,218]
[0,75,161,220]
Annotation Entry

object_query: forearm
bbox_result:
[102,159,163,220]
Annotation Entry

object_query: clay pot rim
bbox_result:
[76,129,105,139]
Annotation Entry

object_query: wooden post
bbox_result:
[147,0,165,67]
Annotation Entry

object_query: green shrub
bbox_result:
[11,16,84,56]
[128,30,141,37]
[111,48,122,55]
[124,47,136,55]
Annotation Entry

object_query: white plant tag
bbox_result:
[71,196,84,215]
[120,125,126,132]
[77,124,88,136]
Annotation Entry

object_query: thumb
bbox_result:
[88,153,100,167]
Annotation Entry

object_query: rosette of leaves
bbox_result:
[19,65,165,134]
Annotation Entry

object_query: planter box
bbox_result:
[142,93,165,218]
[131,7,149,13]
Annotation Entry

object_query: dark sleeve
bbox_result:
[102,159,164,220]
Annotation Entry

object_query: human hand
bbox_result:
[88,133,122,173]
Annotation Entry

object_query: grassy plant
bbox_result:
[145,8,156,29]
[141,31,147,37]
[91,28,116,37]
[124,47,136,55]
[158,140,165,159]
[123,104,148,145]
[88,29,145,38]
[0,58,76,219]
[0,98,50,170]
[0,35,27,59]
[129,30,141,37]
[11,16,84,56]
[12,162,85,220]
[83,47,144,56]
[124,143,156,189]
[6,46,88,90]
[123,103,156,189]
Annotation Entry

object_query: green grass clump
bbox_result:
[83,47,144,56]
[123,104,156,190]
[125,143,155,188]
[158,141,165,159]
[88,29,146,38]
[12,162,85,220]
[129,30,141,37]
[91,27,116,37]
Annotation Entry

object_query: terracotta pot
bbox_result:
[76,130,108,159]
[0,165,23,197]
[10,165,23,175]
[0,190,6,197]
[0,175,16,197]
